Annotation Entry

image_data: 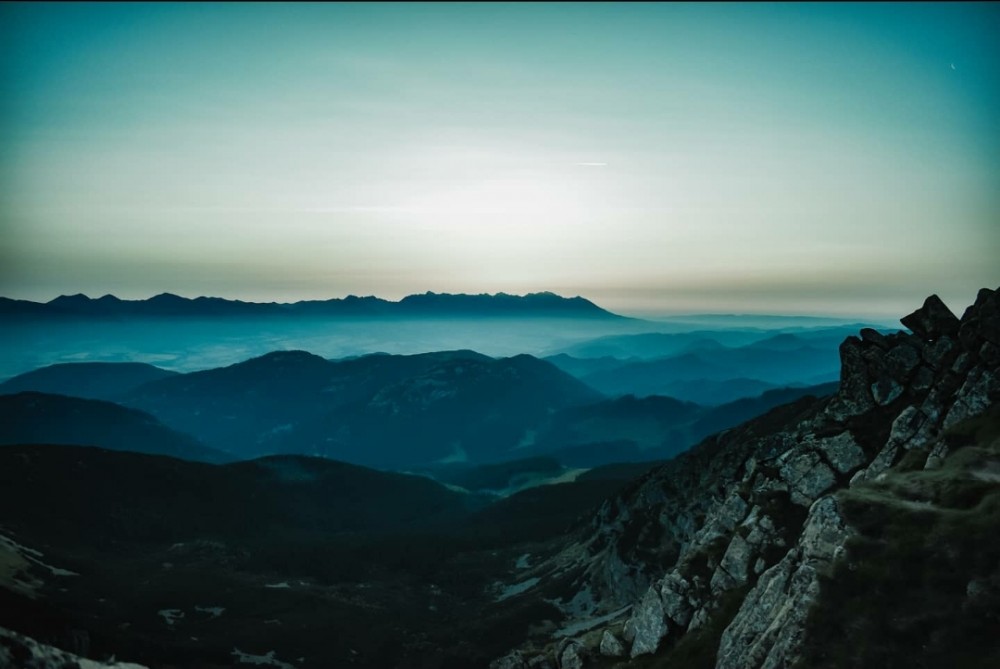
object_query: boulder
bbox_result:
[599,630,625,657]
[556,639,585,669]
[901,294,960,340]
[628,586,668,657]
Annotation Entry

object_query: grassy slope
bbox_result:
[798,405,1000,669]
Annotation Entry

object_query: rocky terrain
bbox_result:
[488,288,1000,669]
[1,288,996,669]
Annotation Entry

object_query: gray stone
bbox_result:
[871,377,903,405]
[716,534,753,589]
[923,336,956,370]
[716,497,849,669]
[885,344,921,381]
[942,369,998,430]
[887,406,923,448]
[557,640,585,669]
[814,432,867,474]
[834,337,875,416]
[628,586,668,657]
[599,630,625,657]
[0,626,149,669]
[491,651,527,669]
[924,438,950,470]
[779,450,836,506]
[687,607,709,632]
[659,571,693,627]
[860,442,898,481]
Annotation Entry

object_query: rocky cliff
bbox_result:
[490,287,1000,669]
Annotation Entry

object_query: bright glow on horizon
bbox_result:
[1,3,998,317]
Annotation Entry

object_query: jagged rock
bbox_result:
[885,343,921,381]
[910,365,934,392]
[886,405,929,451]
[716,497,849,669]
[556,639,585,669]
[779,450,836,506]
[599,630,625,657]
[490,650,527,669]
[494,289,1000,669]
[686,493,750,555]
[979,341,1000,366]
[628,585,668,657]
[832,337,875,417]
[813,432,866,474]
[923,336,957,370]
[622,617,635,643]
[687,606,710,632]
[659,571,693,627]
[951,352,972,375]
[860,327,889,349]
[924,442,948,469]
[871,377,903,405]
[0,626,148,669]
[942,368,999,430]
[527,656,554,669]
[711,534,752,593]
[856,442,897,482]
[960,287,999,346]
[902,294,961,340]
[742,507,777,546]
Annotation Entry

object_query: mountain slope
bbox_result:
[124,350,603,466]
[0,362,178,400]
[520,383,838,467]
[488,287,1000,668]
[580,344,839,399]
[0,392,226,463]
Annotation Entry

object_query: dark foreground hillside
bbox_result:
[0,445,633,668]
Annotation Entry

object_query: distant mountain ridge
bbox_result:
[0,290,623,320]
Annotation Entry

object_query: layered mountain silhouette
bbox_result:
[0,288,997,669]
[0,291,622,320]
[0,392,226,462]
[119,350,602,467]
[0,362,177,401]
[1,351,838,471]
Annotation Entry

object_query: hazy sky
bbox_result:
[2,2,998,317]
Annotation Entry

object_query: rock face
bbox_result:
[0,626,148,669]
[901,294,961,340]
[488,287,1000,668]
[715,497,849,669]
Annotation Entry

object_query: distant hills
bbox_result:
[0,362,178,401]
[0,392,227,463]
[0,353,839,471]
[544,330,846,404]
[0,291,623,320]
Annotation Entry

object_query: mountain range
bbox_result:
[0,291,622,320]
[0,352,838,471]
[0,288,996,669]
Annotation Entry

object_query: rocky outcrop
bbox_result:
[715,497,849,669]
[0,626,148,669]
[489,287,1000,668]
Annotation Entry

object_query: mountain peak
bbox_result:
[5,291,623,320]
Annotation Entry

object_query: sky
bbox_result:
[1,2,998,318]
